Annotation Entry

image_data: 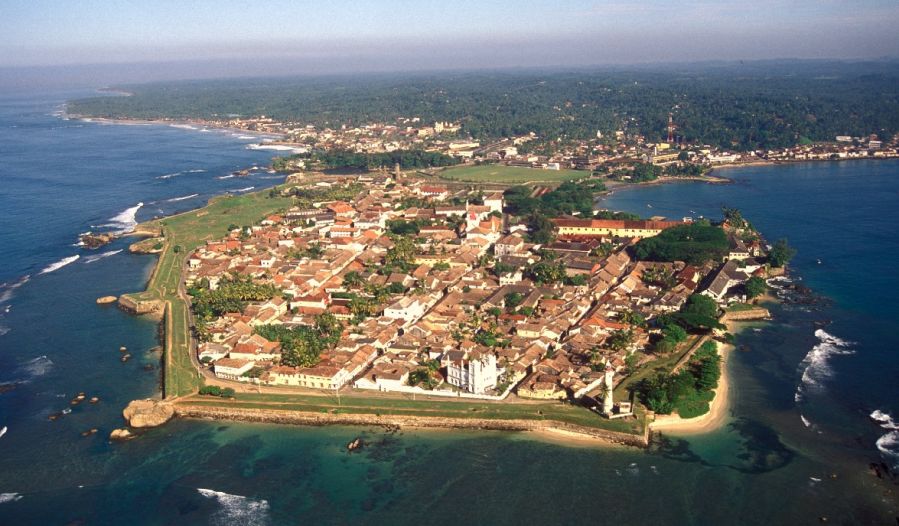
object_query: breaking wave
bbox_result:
[197,488,270,526]
[871,410,899,469]
[99,202,143,232]
[229,186,254,193]
[794,329,854,402]
[39,255,79,275]
[158,168,205,180]
[0,493,22,504]
[217,174,236,180]
[166,193,199,202]
[83,249,122,263]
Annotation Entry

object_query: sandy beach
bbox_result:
[649,341,733,435]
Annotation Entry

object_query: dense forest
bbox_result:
[68,60,899,150]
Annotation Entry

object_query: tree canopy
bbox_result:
[633,224,729,266]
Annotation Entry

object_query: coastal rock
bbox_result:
[128,237,164,254]
[96,296,118,305]
[118,295,164,316]
[123,399,174,428]
[80,232,117,249]
[109,428,135,441]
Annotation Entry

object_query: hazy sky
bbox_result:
[2,0,899,72]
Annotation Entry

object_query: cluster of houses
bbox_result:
[188,174,766,404]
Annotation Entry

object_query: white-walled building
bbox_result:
[447,351,498,395]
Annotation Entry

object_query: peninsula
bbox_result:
[116,165,785,446]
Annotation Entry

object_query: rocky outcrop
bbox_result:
[80,232,117,249]
[118,294,163,315]
[129,237,164,254]
[109,428,135,441]
[96,295,118,305]
[123,399,174,428]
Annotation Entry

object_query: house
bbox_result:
[483,192,504,214]
[702,260,749,302]
[418,185,449,200]
[383,296,426,323]
[494,234,525,256]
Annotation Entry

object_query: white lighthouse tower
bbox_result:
[602,361,614,416]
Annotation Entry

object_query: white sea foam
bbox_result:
[0,275,30,304]
[229,186,255,193]
[18,355,53,380]
[217,174,236,180]
[246,143,306,153]
[794,329,854,402]
[100,202,143,232]
[187,169,206,173]
[870,409,899,469]
[39,255,80,275]
[800,414,812,427]
[236,135,256,140]
[83,249,123,264]
[197,488,270,526]
[166,193,200,202]
[157,171,182,179]
[0,493,22,504]
[169,124,199,131]
[871,410,899,429]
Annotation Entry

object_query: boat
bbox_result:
[0,426,6,438]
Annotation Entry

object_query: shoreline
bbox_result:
[63,112,288,141]
[172,404,649,449]
[649,341,733,435]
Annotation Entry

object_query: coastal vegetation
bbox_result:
[634,340,721,418]
[280,149,459,171]
[504,181,603,217]
[768,238,797,267]
[632,223,729,265]
[68,62,899,150]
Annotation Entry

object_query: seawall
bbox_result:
[173,404,649,448]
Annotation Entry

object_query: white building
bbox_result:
[213,358,254,380]
[447,351,498,395]
[383,296,426,323]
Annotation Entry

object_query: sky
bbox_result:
[2,0,899,82]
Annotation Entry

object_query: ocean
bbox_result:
[0,90,897,525]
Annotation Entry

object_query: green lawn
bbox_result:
[126,187,294,398]
[178,391,646,435]
[439,164,584,183]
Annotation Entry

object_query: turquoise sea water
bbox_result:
[0,90,897,524]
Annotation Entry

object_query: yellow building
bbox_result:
[553,219,681,239]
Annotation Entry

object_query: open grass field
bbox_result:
[440,164,584,184]
[126,187,294,398]
[177,391,646,434]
